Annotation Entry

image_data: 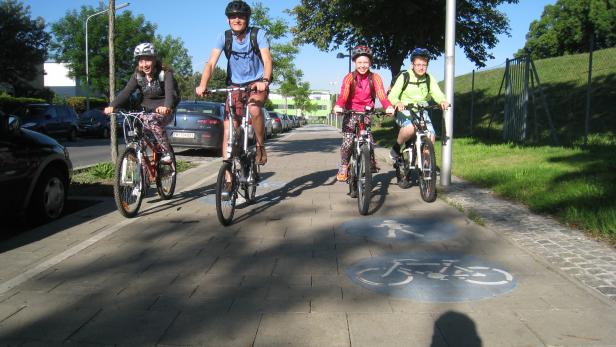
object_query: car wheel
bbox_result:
[28,168,67,224]
[67,127,77,141]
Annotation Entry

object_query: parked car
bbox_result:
[0,111,73,224]
[18,103,79,141]
[166,101,225,152]
[281,114,292,131]
[268,111,283,134]
[263,108,273,139]
[78,109,110,138]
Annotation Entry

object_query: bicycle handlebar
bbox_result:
[207,86,251,93]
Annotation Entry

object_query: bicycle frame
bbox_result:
[209,87,253,162]
[119,111,161,184]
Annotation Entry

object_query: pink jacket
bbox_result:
[335,71,392,111]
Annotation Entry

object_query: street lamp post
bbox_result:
[85,2,129,110]
[336,47,352,73]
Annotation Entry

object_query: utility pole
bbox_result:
[441,0,456,187]
[108,0,118,163]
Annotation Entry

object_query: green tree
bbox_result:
[290,0,518,77]
[50,4,156,94]
[0,0,50,95]
[251,2,301,85]
[155,34,193,78]
[520,0,616,59]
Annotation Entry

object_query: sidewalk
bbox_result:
[0,124,615,346]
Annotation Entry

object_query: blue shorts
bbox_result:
[395,110,435,135]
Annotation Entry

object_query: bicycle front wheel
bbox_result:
[113,147,144,218]
[216,161,236,226]
[156,151,176,200]
[357,144,372,215]
[419,138,437,202]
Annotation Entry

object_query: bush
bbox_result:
[0,94,46,114]
[66,96,108,114]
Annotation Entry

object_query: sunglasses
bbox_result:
[227,14,247,20]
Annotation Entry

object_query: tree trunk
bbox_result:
[108,0,118,163]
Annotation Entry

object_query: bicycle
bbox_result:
[341,108,383,215]
[112,110,176,218]
[208,87,259,226]
[393,103,441,202]
[355,258,514,287]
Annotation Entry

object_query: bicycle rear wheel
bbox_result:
[113,147,144,217]
[243,158,257,204]
[357,144,372,215]
[419,138,437,202]
[397,147,411,189]
[216,161,236,226]
[156,151,176,200]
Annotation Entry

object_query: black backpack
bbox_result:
[387,71,430,100]
[349,71,376,102]
[223,27,263,85]
[135,70,181,109]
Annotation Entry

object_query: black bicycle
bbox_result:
[209,87,259,226]
[112,111,177,217]
[342,108,383,215]
[393,103,440,202]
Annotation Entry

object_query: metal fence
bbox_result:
[465,47,615,145]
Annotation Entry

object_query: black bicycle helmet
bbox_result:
[225,0,251,18]
[410,47,430,61]
[351,45,373,61]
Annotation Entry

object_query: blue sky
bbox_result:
[23,0,555,91]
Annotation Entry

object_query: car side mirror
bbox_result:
[8,115,21,134]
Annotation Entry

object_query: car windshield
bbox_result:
[22,106,48,119]
[176,104,219,115]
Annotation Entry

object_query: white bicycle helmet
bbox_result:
[133,42,156,59]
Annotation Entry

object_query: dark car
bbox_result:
[18,103,80,141]
[78,109,110,138]
[0,112,73,224]
[166,101,225,151]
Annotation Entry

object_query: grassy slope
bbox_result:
[373,48,616,239]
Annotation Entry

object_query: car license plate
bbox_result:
[173,132,195,139]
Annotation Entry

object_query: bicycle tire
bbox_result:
[348,159,358,198]
[397,147,411,189]
[216,161,236,226]
[419,138,437,202]
[156,151,176,200]
[243,158,257,204]
[357,144,372,215]
[355,267,414,287]
[113,146,144,218]
[461,266,514,286]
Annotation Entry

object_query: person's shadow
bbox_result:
[431,311,482,347]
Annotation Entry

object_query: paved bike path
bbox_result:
[0,124,615,346]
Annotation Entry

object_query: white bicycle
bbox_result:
[355,258,513,287]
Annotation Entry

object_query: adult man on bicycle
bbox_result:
[333,45,394,182]
[195,0,273,166]
[388,48,450,160]
[104,42,177,164]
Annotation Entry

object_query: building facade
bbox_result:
[268,90,336,120]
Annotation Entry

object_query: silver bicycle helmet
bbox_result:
[133,42,156,59]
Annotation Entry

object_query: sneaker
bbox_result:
[336,165,348,182]
[160,153,173,164]
[256,146,267,165]
[389,148,399,160]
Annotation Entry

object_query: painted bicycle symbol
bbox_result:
[355,258,514,287]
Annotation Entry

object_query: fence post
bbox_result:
[470,69,475,135]
[585,32,594,146]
